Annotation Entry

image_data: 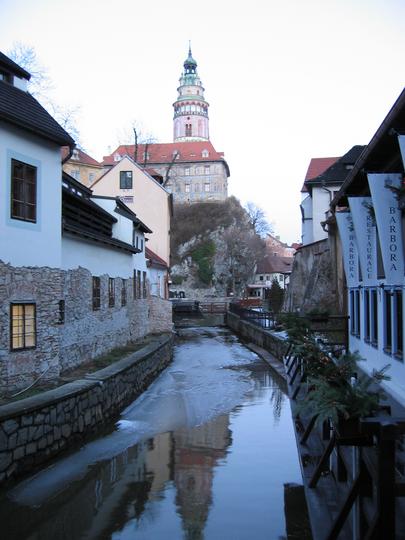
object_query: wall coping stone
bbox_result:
[84,334,171,382]
[0,334,172,422]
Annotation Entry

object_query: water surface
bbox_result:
[0,327,309,539]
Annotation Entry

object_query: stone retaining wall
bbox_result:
[226,311,288,360]
[0,334,173,485]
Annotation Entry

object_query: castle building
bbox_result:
[101,46,230,204]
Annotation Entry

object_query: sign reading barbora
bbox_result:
[367,173,404,285]
[336,211,359,287]
[348,197,377,286]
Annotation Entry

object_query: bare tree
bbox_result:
[245,201,273,237]
[8,42,82,146]
[221,226,264,296]
[164,151,179,186]
[117,121,157,165]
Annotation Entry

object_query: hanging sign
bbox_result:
[335,211,360,287]
[398,135,405,170]
[367,173,404,285]
[348,197,377,285]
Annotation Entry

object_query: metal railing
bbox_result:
[228,303,275,329]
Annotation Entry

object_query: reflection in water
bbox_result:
[0,327,310,540]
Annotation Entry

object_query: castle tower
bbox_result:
[173,45,209,142]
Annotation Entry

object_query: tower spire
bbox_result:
[173,45,209,142]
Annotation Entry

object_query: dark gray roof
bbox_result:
[0,80,75,146]
[0,52,30,80]
[305,145,365,187]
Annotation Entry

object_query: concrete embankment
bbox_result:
[226,311,289,360]
[0,334,173,486]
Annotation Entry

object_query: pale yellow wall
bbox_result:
[63,162,103,187]
[91,158,171,265]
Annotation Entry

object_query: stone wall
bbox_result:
[0,260,171,394]
[226,311,288,360]
[0,261,63,394]
[283,238,342,315]
[148,296,173,334]
[0,334,172,485]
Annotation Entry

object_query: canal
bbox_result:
[0,326,311,540]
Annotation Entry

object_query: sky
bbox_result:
[1,0,404,244]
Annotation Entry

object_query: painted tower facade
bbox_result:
[173,46,209,142]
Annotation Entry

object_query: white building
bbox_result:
[301,148,364,245]
[0,52,171,394]
[333,88,405,405]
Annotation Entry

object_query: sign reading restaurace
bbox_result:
[348,197,377,286]
[336,211,360,287]
[367,173,404,285]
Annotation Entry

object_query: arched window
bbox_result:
[185,124,192,137]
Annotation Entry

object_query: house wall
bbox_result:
[149,266,167,298]
[0,124,62,268]
[160,160,228,203]
[63,161,102,187]
[62,237,135,277]
[300,195,313,245]
[0,261,62,395]
[92,159,171,266]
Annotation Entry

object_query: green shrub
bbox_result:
[191,240,216,285]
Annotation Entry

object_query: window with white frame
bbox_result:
[350,289,360,337]
[204,183,210,192]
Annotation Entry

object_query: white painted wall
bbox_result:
[0,124,62,268]
[62,236,134,277]
[300,195,313,245]
[148,266,166,297]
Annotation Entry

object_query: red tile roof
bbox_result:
[301,157,339,193]
[102,141,226,166]
[62,146,102,167]
[146,247,169,269]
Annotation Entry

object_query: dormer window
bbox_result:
[202,149,209,158]
[173,151,180,160]
[72,149,80,160]
[143,151,150,160]
[114,153,121,162]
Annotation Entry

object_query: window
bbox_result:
[185,167,190,176]
[108,278,115,307]
[205,166,210,175]
[143,271,147,298]
[72,149,80,160]
[120,171,133,189]
[259,276,264,281]
[185,124,192,137]
[89,172,95,183]
[350,289,360,337]
[371,289,378,346]
[204,183,210,192]
[384,290,392,352]
[121,279,127,307]
[114,153,121,162]
[364,289,370,342]
[11,159,37,222]
[133,270,137,300]
[140,239,144,252]
[58,300,65,325]
[92,277,101,310]
[394,290,403,358]
[202,149,209,158]
[10,303,36,350]
[185,184,190,193]
[194,184,200,192]
[137,270,141,299]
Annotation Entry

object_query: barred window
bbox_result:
[143,271,147,298]
[137,270,141,299]
[10,303,36,350]
[121,279,127,306]
[92,277,101,310]
[108,278,115,307]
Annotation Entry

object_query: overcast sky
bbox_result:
[1,0,404,243]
